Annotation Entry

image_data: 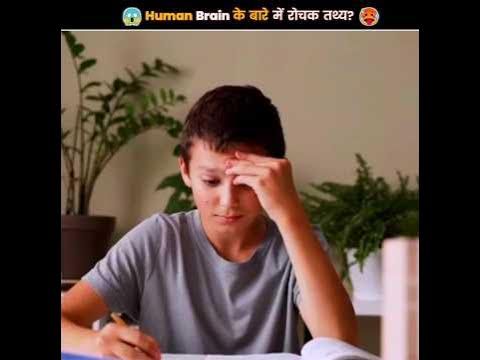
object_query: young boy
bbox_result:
[61,85,358,359]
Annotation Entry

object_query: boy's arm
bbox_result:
[226,152,358,345]
[62,280,161,359]
[275,208,359,345]
[61,280,110,354]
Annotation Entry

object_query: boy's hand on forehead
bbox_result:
[225,151,305,223]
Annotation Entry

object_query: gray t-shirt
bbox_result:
[83,210,328,355]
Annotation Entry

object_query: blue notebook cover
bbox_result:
[61,352,118,360]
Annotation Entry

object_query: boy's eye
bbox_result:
[203,179,220,186]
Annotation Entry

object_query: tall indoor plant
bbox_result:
[61,31,186,279]
[301,154,419,298]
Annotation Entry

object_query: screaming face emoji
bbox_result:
[359,7,379,27]
[123,7,142,26]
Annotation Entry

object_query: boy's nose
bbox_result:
[219,182,239,208]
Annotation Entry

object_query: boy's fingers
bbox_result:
[227,158,276,170]
[111,340,154,360]
[232,175,258,190]
[117,327,161,360]
[226,163,269,177]
[235,151,279,163]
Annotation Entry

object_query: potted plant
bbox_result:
[301,153,419,300]
[61,31,186,280]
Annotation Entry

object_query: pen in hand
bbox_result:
[110,312,128,327]
[110,312,157,359]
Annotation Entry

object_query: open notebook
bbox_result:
[62,337,380,360]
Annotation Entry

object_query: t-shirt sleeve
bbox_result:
[82,214,164,321]
[292,225,331,308]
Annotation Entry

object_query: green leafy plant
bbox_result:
[61,31,186,215]
[301,154,419,280]
[156,172,196,214]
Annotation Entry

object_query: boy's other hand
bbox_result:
[225,151,305,223]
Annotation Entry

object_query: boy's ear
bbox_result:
[179,157,192,188]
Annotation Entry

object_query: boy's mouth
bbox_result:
[215,214,243,223]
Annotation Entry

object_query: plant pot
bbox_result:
[61,215,115,280]
[347,249,382,300]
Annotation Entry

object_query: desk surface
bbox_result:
[62,353,298,360]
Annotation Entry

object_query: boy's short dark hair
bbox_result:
[179,85,286,164]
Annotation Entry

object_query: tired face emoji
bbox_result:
[359,7,379,27]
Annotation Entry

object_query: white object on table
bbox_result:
[381,237,419,360]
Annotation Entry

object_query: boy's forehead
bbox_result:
[190,139,263,165]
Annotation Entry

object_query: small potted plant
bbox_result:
[301,154,419,300]
[61,31,186,280]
